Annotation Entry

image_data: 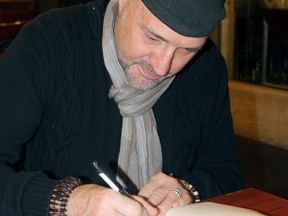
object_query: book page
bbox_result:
[166,202,266,216]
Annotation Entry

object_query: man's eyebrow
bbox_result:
[184,45,204,52]
[143,25,204,52]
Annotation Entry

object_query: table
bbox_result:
[204,188,288,216]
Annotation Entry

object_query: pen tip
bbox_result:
[92,161,98,167]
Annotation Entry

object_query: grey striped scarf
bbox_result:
[102,0,175,193]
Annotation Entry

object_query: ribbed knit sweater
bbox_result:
[0,0,243,215]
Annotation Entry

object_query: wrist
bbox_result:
[178,179,200,203]
[49,176,82,216]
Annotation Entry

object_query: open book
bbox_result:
[166,202,266,216]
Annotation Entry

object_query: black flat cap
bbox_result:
[142,0,226,37]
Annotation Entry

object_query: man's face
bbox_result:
[115,0,207,90]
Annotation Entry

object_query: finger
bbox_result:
[139,173,179,203]
[155,190,182,216]
[139,173,164,198]
[172,191,193,208]
[114,194,150,216]
[139,173,175,195]
[155,187,193,215]
[149,186,172,207]
[132,195,159,216]
[169,189,182,199]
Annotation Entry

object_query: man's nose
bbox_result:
[153,48,174,76]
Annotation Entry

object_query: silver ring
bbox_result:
[169,188,182,198]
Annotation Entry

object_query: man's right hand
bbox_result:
[66,184,158,216]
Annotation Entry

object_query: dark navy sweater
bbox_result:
[0,0,243,215]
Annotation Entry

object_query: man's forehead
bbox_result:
[139,15,207,51]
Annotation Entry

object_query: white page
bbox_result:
[166,202,266,216]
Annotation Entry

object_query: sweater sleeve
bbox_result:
[0,12,61,216]
[0,3,104,214]
[180,44,243,199]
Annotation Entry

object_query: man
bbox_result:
[0,0,243,215]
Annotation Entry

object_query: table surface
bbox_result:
[204,188,288,216]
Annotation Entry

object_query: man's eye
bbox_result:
[146,35,158,42]
[183,49,194,54]
[183,48,197,54]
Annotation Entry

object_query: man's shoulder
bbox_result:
[21,0,108,44]
[34,4,91,28]
[29,0,109,30]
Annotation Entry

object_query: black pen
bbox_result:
[92,161,132,198]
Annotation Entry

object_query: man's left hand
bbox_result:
[138,172,193,216]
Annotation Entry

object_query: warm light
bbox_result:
[0,20,27,27]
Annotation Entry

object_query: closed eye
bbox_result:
[146,35,159,42]
[184,46,203,53]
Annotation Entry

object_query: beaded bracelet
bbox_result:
[49,176,82,216]
[178,179,201,202]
